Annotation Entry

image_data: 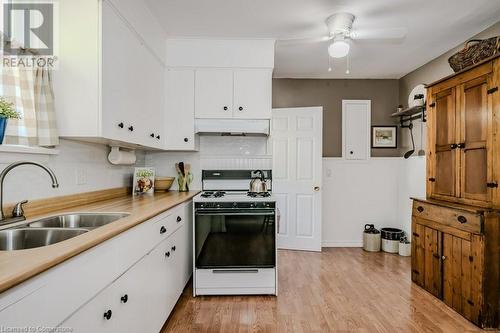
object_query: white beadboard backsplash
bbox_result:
[0,139,145,205]
[146,136,271,190]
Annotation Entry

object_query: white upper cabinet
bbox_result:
[233,69,272,119]
[194,69,272,120]
[195,69,234,119]
[54,0,166,150]
[166,39,275,122]
[165,69,198,150]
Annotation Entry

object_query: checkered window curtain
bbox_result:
[0,62,59,147]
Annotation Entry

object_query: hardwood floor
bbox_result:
[162,248,492,333]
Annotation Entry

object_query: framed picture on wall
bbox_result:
[371,126,398,148]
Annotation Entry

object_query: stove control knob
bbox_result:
[265,203,270,207]
[233,202,237,207]
[250,203,255,208]
[216,204,221,208]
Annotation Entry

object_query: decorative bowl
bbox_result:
[154,177,175,192]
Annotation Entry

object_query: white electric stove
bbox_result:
[192,170,277,296]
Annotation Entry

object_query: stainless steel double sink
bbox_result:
[0,213,130,251]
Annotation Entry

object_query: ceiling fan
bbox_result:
[278,12,407,71]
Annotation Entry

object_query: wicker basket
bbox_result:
[448,36,500,72]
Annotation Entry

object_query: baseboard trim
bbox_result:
[322,241,363,248]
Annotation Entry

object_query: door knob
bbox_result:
[314,186,320,191]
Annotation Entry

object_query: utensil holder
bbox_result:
[177,172,193,192]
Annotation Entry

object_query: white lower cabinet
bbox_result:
[0,201,193,332]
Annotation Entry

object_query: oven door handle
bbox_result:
[195,210,275,216]
[212,269,259,274]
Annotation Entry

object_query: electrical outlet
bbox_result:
[76,168,87,185]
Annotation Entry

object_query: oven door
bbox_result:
[195,208,276,269]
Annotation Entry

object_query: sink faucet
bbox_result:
[0,161,59,225]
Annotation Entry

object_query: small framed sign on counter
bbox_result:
[371,126,398,148]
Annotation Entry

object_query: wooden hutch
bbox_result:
[411,54,499,329]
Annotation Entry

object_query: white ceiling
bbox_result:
[145,0,500,79]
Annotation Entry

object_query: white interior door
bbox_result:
[272,107,323,251]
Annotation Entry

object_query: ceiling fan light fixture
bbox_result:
[328,39,350,58]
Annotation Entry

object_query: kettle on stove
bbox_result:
[249,170,268,193]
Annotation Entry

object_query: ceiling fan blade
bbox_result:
[351,27,407,41]
[277,35,332,45]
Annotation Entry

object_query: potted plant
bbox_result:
[0,97,21,144]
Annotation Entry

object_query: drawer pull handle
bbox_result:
[428,177,436,182]
[457,216,467,224]
[417,206,424,213]
[160,226,167,234]
[103,310,112,320]
[177,216,182,222]
[469,255,473,262]
[467,299,474,306]
[120,294,128,303]
[212,269,259,274]
[487,182,498,188]
[412,232,419,237]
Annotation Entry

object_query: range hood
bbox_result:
[195,119,270,136]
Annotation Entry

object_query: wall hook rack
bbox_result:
[391,105,426,127]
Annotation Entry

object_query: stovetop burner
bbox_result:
[200,191,226,198]
[247,192,271,198]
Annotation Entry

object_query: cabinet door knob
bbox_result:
[457,215,467,224]
[165,251,170,257]
[417,206,424,213]
[128,126,134,131]
[350,151,354,155]
[177,216,182,222]
[184,138,189,143]
[103,310,112,320]
[160,226,166,234]
[120,294,128,303]
[223,106,228,111]
[314,186,320,192]
[150,133,155,138]
[457,142,465,149]
[156,135,161,140]
[450,143,457,149]
[238,106,243,111]
[171,245,176,252]
[118,122,124,128]
[441,255,447,260]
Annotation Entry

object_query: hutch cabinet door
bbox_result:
[423,225,442,298]
[458,74,493,204]
[411,222,425,287]
[411,220,442,297]
[429,88,458,199]
[442,233,483,325]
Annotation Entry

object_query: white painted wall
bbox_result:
[0,140,145,205]
[322,157,425,247]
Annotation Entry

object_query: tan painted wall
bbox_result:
[399,21,500,106]
[272,79,400,157]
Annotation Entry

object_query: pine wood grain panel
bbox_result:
[442,233,453,308]
[451,236,462,313]
[471,234,484,326]
[0,190,199,293]
[460,239,472,321]
[162,249,485,333]
[411,222,425,286]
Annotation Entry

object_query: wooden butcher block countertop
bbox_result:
[0,189,199,293]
